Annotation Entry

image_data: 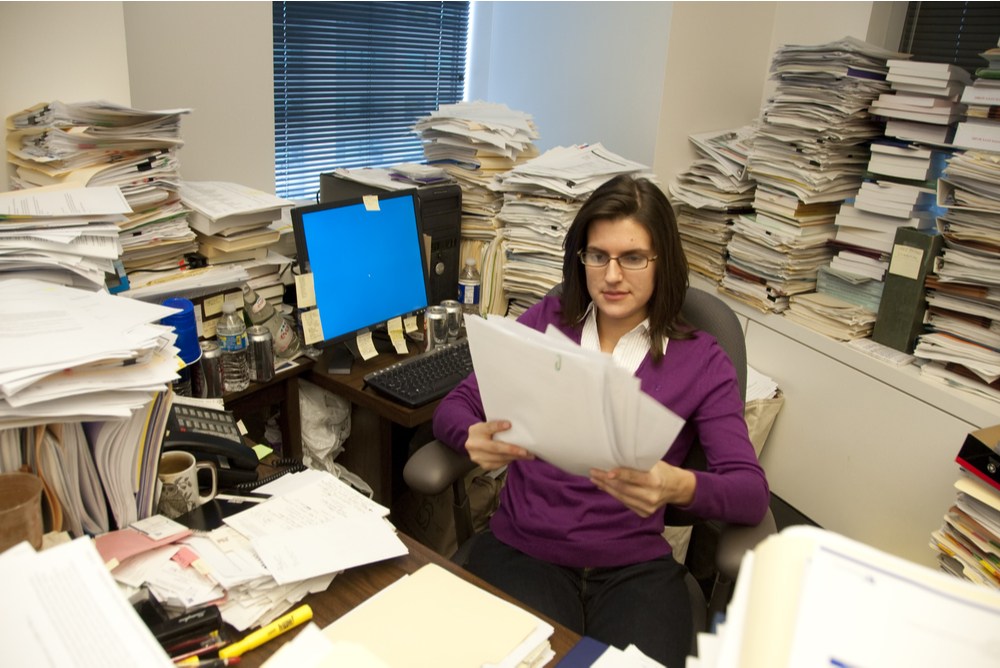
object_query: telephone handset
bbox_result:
[163,403,259,488]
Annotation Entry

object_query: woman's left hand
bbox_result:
[590,461,696,518]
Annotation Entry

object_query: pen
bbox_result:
[175,658,241,667]
[217,604,313,659]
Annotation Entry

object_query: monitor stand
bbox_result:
[318,330,401,375]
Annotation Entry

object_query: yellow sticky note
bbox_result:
[363,194,380,211]
[388,317,408,354]
[203,294,225,317]
[404,314,419,334]
[356,331,378,360]
[295,272,317,308]
[888,245,924,280]
[301,309,324,345]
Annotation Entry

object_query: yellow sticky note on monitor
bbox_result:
[301,309,324,345]
[296,272,317,308]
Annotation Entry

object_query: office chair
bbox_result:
[402,286,776,653]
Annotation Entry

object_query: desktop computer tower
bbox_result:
[319,173,462,307]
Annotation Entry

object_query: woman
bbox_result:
[432,174,769,666]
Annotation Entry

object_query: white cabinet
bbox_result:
[692,275,999,567]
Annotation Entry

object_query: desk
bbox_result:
[307,351,438,504]
[237,532,581,667]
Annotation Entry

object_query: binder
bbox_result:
[871,227,943,353]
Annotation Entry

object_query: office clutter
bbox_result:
[98,469,404,632]
[669,128,756,283]
[908,47,1000,403]
[690,525,1000,667]
[413,101,541,315]
[931,425,1000,589]
[5,101,192,285]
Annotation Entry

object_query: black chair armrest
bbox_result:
[403,439,477,496]
[714,507,777,581]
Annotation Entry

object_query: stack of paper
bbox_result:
[492,144,651,316]
[0,537,174,667]
[180,181,294,265]
[102,469,408,633]
[691,525,1000,668]
[782,291,877,341]
[0,185,130,290]
[0,278,181,429]
[6,101,197,278]
[734,37,903,313]
[264,563,554,668]
[932,470,1000,589]
[669,127,757,282]
[465,315,684,476]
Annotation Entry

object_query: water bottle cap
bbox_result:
[222,301,236,313]
[465,258,475,266]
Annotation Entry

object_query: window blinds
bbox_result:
[273,1,469,199]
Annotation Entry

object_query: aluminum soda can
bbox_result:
[193,340,224,398]
[440,299,464,342]
[247,325,275,382]
[424,305,449,352]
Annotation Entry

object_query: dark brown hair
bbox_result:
[560,174,690,361]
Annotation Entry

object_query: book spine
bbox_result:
[871,228,944,353]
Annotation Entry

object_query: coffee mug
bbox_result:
[157,451,217,519]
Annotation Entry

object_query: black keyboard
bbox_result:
[364,340,474,408]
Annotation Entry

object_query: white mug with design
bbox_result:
[156,451,217,519]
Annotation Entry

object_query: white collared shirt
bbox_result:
[580,304,668,373]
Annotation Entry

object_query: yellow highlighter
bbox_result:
[218,604,313,659]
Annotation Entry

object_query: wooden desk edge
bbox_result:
[237,533,581,667]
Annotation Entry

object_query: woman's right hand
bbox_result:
[465,420,535,471]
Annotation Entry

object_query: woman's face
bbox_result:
[583,216,656,334]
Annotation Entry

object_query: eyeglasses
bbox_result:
[578,250,657,271]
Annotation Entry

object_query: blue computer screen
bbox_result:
[292,191,429,345]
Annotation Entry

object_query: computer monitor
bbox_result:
[291,189,430,373]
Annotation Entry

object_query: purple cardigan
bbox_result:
[432,295,769,568]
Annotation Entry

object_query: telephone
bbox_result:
[163,403,259,488]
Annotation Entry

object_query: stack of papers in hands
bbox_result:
[465,315,685,476]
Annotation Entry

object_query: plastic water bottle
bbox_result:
[242,285,301,360]
[217,301,250,393]
[458,258,481,316]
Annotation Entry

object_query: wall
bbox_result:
[123,2,275,193]
[475,1,673,168]
[0,1,131,190]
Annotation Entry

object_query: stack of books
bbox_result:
[931,425,1000,590]
[954,43,1000,153]
[669,127,756,283]
[875,59,970,145]
[6,101,194,280]
[737,37,902,313]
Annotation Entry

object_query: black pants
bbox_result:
[464,532,692,667]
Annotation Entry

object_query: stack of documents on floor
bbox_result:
[669,127,757,283]
[493,144,651,316]
[931,425,1000,590]
[100,469,407,633]
[465,315,684,476]
[1,537,174,667]
[181,181,293,266]
[6,101,195,280]
[735,37,903,313]
[689,525,1000,668]
[953,45,1000,153]
[873,59,969,144]
[0,278,180,429]
[0,185,130,290]
[263,563,554,668]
